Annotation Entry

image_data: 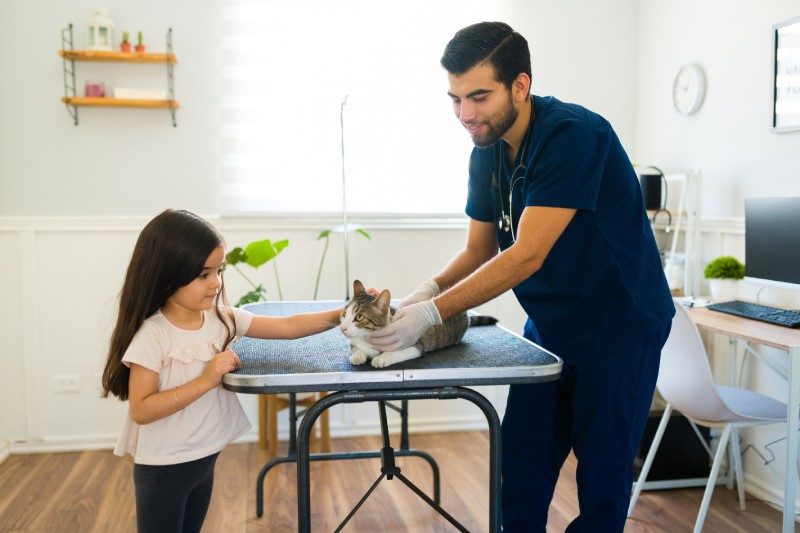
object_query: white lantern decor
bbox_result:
[88,7,114,51]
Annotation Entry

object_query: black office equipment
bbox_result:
[708,300,800,328]
[744,197,800,291]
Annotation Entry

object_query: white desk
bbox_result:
[687,306,800,532]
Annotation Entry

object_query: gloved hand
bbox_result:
[368,300,442,352]
[398,279,440,309]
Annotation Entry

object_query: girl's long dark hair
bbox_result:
[101,209,236,400]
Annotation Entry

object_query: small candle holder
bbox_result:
[85,80,105,97]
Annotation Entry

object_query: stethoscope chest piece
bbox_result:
[498,214,511,232]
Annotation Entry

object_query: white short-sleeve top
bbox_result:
[114,306,254,465]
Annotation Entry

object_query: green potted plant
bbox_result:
[120,31,131,53]
[704,255,744,302]
[135,31,145,53]
[226,238,289,306]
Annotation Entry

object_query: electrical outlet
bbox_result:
[53,374,81,393]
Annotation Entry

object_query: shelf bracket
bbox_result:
[166,27,177,127]
[61,24,78,126]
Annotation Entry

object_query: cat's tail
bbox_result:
[469,315,498,326]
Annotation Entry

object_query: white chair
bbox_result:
[628,300,790,532]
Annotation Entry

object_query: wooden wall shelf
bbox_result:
[59,49,177,64]
[59,25,177,126]
[61,97,179,109]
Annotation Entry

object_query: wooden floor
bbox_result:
[0,431,795,532]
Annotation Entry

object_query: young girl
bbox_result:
[101,209,341,533]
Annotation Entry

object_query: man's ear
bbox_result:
[512,72,531,102]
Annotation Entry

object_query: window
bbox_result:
[219,0,504,215]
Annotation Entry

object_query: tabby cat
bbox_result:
[340,280,494,368]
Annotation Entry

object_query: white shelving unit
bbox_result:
[647,168,702,299]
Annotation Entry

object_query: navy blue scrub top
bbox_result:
[465,95,674,362]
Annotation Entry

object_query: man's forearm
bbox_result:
[434,244,540,321]
[432,246,496,293]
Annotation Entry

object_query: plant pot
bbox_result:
[709,279,739,302]
[120,42,131,53]
[135,44,145,53]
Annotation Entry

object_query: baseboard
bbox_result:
[745,473,800,519]
[8,435,119,454]
[5,419,487,455]
[0,440,9,465]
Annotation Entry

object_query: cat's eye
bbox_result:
[341,310,347,318]
[355,313,364,322]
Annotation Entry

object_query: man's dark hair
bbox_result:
[440,21,531,90]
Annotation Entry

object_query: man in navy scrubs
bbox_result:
[369,21,675,531]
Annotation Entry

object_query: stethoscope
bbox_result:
[496,105,536,243]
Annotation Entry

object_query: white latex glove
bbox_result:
[368,300,443,352]
[398,279,440,309]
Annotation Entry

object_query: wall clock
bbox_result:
[672,64,706,115]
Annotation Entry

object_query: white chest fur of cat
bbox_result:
[339,280,469,368]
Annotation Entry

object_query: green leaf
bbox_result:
[355,228,371,240]
[243,239,290,268]
[225,247,247,266]
[244,240,278,268]
[235,285,266,307]
[273,239,289,254]
[317,230,331,240]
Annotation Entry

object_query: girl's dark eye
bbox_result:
[355,314,364,322]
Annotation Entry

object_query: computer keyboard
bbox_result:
[707,300,800,328]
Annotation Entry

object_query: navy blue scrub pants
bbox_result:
[501,323,670,532]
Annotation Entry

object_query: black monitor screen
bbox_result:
[745,197,800,287]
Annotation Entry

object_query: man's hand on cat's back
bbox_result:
[368,300,442,352]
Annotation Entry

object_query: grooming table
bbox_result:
[223,301,562,532]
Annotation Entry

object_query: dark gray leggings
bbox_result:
[133,452,220,533]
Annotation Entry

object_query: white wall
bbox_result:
[0,0,640,452]
[636,0,800,217]
[2,0,800,517]
[0,0,220,217]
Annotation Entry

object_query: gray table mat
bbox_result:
[224,301,561,393]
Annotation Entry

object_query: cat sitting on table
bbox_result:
[339,280,494,368]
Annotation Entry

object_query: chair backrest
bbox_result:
[656,301,738,422]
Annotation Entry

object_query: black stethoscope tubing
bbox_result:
[496,102,536,243]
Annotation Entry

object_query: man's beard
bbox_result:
[468,94,518,148]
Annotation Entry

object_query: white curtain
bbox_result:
[218,0,507,215]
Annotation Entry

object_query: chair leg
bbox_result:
[629,404,673,517]
[729,427,746,510]
[694,424,732,533]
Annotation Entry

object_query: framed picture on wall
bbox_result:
[772,15,800,132]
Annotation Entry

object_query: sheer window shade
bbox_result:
[219,0,502,215]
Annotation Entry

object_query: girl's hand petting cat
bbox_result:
[398,279,440,309]
[368,300,442,351]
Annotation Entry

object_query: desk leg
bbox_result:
[296,387,503,533]
[784,345,800,533]
[727,337,738,490]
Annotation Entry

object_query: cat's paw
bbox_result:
[371,353,397,368]
[350,350,369,365]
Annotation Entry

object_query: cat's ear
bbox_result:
[353,280,366,295]
[376,289,392,310]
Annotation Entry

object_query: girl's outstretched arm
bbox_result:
[246,308,342,340]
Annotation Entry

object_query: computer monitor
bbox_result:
[744,197,800,292]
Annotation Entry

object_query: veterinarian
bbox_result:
[369,21,675,532]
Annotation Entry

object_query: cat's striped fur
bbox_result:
[339,280,496,368]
